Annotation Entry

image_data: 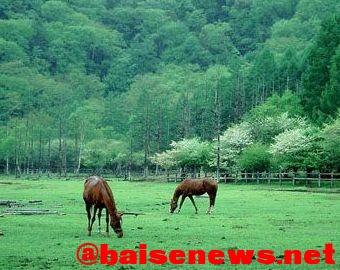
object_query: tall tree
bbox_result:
[301,15,340,122]
[205,65,232,179]
[320,46,340,118]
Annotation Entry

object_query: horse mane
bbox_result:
[174,184,184,197]
[102,180,115,204]
[100,179,118,214]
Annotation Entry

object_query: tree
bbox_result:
[244,91,304,121]
[153,137,213,176]
[68,99,105,174]
[244,91,306,142]
[319,114,340,171]
[249,48,277,106]
[204,65,232,179]
[82,138,111,172]
[199,22,238,66]
[0,124,15,174]
[236,143,271,172]
[251,112,307,144]
[269,127,317,171]
[103,7,142,42]
[0,18,34,50]
[0,38,27,62]
[1,0,339,176]
[320,46,340,119]
[186,9,207,32]
[279,46,301,92]
[301,15,340,122]
[217,122,253,171]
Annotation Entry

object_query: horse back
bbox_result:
[181,178,217,195]
[202,178,218,194]
[83,176,107,206]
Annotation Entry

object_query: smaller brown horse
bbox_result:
[83,176,123,238]
[170,178,218,214]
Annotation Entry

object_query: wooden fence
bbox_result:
[167,171,340,188]
[3,168,340,188]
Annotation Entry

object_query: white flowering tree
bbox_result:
[152,137,213,175]
[249,112,308,143]
[216,122,253,170]
[152,150,176,170]
[319,114,340,171]
[269,127,317,171]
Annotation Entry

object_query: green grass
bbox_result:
[0,177,339,269]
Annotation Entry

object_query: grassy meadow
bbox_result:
[0,177,339,269]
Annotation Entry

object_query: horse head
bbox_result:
[169,199,178,213]
[110,212,123,238]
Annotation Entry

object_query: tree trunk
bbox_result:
[182,92,190,138]
[47,136,51,176]
[59,118,67,177]
[5,125,9,175]
[144,106,150,178]
[38,129,43,175]
[155,106,162,176]
[214,81,221,182]
[128,137,132,181]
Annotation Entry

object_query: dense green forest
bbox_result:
[0,0,339,177]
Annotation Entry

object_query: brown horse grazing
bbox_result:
[83,176,123,238]
[170,178,218,214]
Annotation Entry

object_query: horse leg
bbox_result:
[207,192,216,214]
[86,204,92,236]
[105,208,109,237]
[97,207,103,234]
[89,206,98,236]
[188,195,198,214]
[178,195,187,213]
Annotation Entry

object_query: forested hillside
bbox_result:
[0,0,339,177]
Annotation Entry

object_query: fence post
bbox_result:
[292,173,295,186]
[331,171,334,188]
[318,172,321,188]
[279,172,282,186]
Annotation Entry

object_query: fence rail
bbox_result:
[2,169,340,188]
[167,172,340,188]
[221,172,340,188]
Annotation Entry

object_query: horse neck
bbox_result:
[103,197,118,217]
[101,184,118,217]
[172,188,183,202]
